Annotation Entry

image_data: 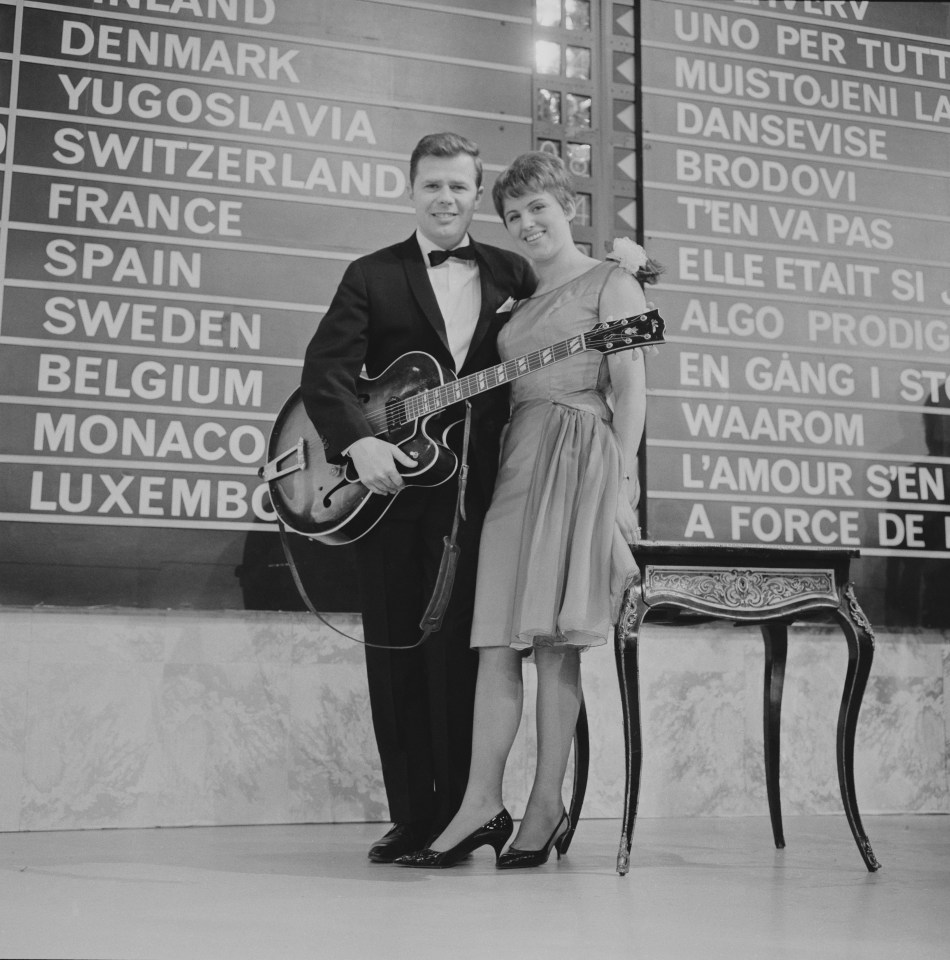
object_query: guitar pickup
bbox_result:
[258,438,307,481]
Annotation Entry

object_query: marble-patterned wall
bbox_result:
[0,607,947,832]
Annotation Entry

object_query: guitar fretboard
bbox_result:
[401,333,588,424]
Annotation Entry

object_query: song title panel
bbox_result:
[640,0,950,625]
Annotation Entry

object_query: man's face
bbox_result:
[409,153,484,250]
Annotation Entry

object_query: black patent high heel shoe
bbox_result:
[394,809,514,868]
[496,809,570,870]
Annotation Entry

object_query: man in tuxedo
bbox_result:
[301,132,535,861]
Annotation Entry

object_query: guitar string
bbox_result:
[358,337,582,433]
[357,314,654,434]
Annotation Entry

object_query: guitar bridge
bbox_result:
[258,438,307,481]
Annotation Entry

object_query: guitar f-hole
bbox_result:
[322,477,357,509]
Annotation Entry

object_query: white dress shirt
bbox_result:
[415,229,482,372]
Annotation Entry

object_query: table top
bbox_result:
[632,540,861,562]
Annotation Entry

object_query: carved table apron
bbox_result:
[614,540,880,875]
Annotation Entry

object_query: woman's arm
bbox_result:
[601,268,649,541]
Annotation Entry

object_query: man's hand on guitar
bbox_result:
[348,437,417,496]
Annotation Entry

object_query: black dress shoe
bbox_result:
[496,810,570,869]
[367,823,430,863]
[393,809,514,869]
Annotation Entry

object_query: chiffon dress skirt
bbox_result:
[470,261,638,652]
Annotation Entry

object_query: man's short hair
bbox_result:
[409,132,483,188]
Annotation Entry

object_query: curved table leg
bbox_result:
[614,587,647,876]
[561,697,589,855]
[761,623,788,849]
[834,583,882,872]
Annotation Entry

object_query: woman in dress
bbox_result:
[396,151,661,869]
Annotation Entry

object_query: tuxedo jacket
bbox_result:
[301,234,536,504]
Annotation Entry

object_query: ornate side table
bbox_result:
[614,540,881,875]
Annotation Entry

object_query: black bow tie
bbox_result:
[428,246,476,266]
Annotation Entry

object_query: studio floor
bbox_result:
[0,814,947,960]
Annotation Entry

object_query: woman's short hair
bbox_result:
[492,150,665,285]
[409,132,483,189]
[491,151,575,220]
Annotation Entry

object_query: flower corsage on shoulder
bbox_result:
[605,237,662,285]
[606,237,647,274]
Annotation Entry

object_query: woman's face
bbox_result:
[501,189,575,263]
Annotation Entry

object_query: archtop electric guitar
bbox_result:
[261,309,665,545]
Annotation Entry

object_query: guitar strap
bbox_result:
[418,400,472,636]
[278,401,473,651]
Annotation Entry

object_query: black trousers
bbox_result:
[353,478,486,833]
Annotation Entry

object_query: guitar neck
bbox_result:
[401,332,590,424]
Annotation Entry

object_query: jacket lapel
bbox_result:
[400,235,451,359]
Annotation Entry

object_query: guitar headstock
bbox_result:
[584,309,666,354]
